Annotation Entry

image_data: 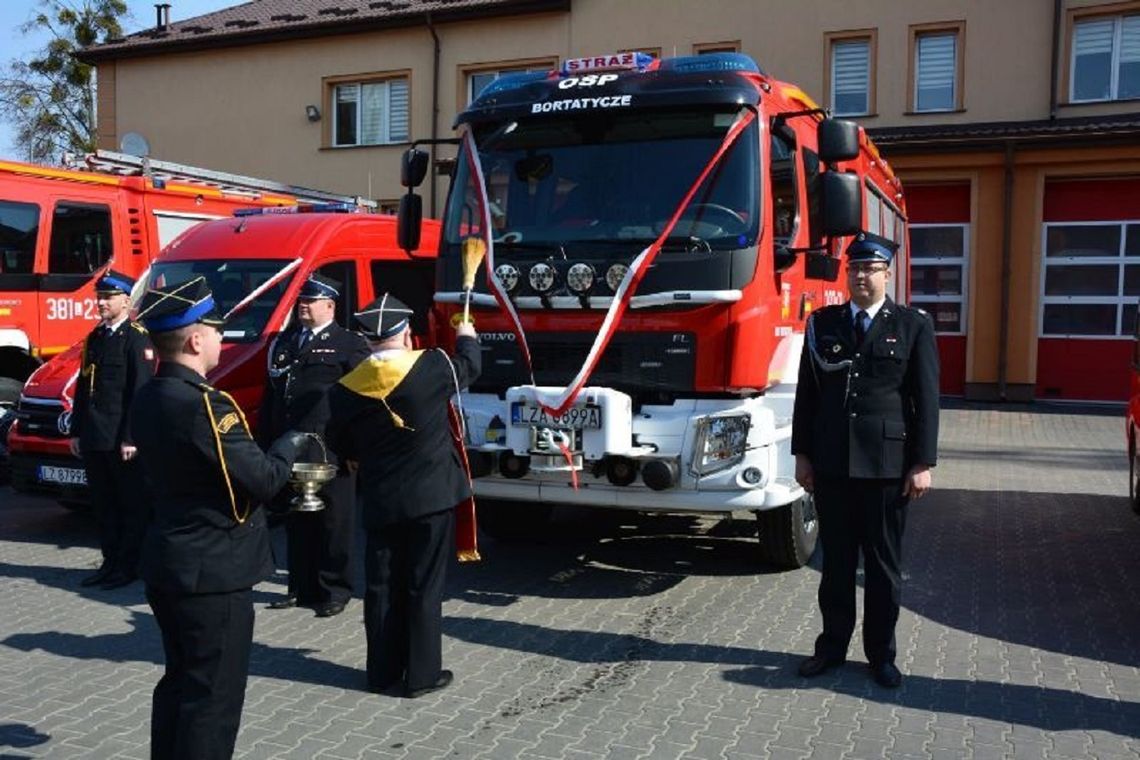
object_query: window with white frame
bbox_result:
[1070,14,1140,102]
[914,30,959,111]
[332,77,409,147]
[1041,221,1140,337]
[468,66,550,104]
[910,224,969,334]
[831,38,871,116]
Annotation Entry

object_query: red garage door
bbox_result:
[1038,178,1140,401]
[905,184,970,396]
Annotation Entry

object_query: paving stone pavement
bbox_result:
[1,403,1139,759]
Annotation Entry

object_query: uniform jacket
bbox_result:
[257,321,370,463]
[326,336,481,529]
[132,363,298,593]
[70,319,154,451]
[791,298,939,480]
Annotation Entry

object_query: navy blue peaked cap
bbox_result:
[95,269,135,295]
[298,274,341,301]
[846,231,898,264]
[136,277,225,333]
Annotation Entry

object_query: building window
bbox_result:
[910,224,969,335]
[1040,221,1140,337]
[1069,13,1140,102]
[910,23,964,112]
[461,58,558,106]
[826,31,875,116]
[694,41,741,55]
[330,75,409,147]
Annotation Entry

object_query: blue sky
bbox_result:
[0,0,237,161]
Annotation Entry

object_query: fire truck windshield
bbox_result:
[444,108,759,255]
[145,259,295,342]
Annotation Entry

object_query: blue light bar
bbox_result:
[660,53,763,75]
[233,202,360,217]
[479,71,550,99]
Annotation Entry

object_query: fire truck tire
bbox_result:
[0,377,22,408]
[1131,438,1140,515]
[755,495,818,569]
[476,499,553,542]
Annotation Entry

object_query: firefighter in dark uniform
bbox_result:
[791,231,940,689]
[326,294,480,698]
[70,269,155,590]
[259,275,370,617]
[131,277,306,760]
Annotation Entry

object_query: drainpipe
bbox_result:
[1049,0,1062,119]
[998,141,1015,401]
[426,13,441,217]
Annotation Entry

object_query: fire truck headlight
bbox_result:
[690,413,750,475]
[495,263,520,293]
[605,263,629,293]
[566,263,595,294]
[528,262,556,293]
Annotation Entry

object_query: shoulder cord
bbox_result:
[806,313,854,404]
[437,347,467,443]
[202,389,253,524]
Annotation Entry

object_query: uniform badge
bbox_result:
[885,336,898,343]
[144,347,155,360]
[216,412,240,434]
[320,332,329,341]
[831,344,842,354]
[277,354,286,363]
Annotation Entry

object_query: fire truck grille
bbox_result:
[15,399,69,439]
[471,331,696,396]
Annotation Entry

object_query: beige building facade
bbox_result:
[82,0,1140,401]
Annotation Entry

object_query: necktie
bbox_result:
[854,310,868,346]
[298,328,313,349]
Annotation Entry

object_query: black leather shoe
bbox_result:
[99,571,137,590]
[367,678,404,697]
[870,662,902,688]
[80,566,114,587]
[405,670,453,699]
[315,600,346,618]
[268,595,298,610]
[797,655,844,678]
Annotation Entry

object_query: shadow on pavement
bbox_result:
[0,722,50,750]
[441,615,1140,738]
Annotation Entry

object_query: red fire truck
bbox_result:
[7,206,439,503]
[398,52,909,567]
[0,150,364,410]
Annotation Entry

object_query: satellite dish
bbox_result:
[120,132,151,157]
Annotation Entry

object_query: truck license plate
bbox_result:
[38,465,87,485]
[510,402,602,430]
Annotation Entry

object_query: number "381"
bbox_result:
[46,297,96,321]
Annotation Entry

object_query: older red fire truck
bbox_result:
[0,151,362,410]
[398,52,909,567]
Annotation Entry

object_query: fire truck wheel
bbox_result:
[476,499,553,542]
[1131,440,1140,515]
[0,377,22,408]
[755,494,819,569]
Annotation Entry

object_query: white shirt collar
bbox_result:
[305,320,334,336]
[102,315,129,334]
[371,348,406,361]
[849,298,887,323]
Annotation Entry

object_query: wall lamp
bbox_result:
[305,104,321,122]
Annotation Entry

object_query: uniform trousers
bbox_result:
[813,476,909,666]
[146,586,254,760]
[83,449,147,574]
[284,473,355,605]
[363,508,454,692]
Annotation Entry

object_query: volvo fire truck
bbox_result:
[398,52,909,567]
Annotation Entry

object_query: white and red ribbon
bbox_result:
[464,109,757,416]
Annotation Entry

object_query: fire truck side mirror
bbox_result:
[820,171,862,237]
[401,149,430,188]
[817,119,860,163]
[804,252,841,281]
[397,194,423,252]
